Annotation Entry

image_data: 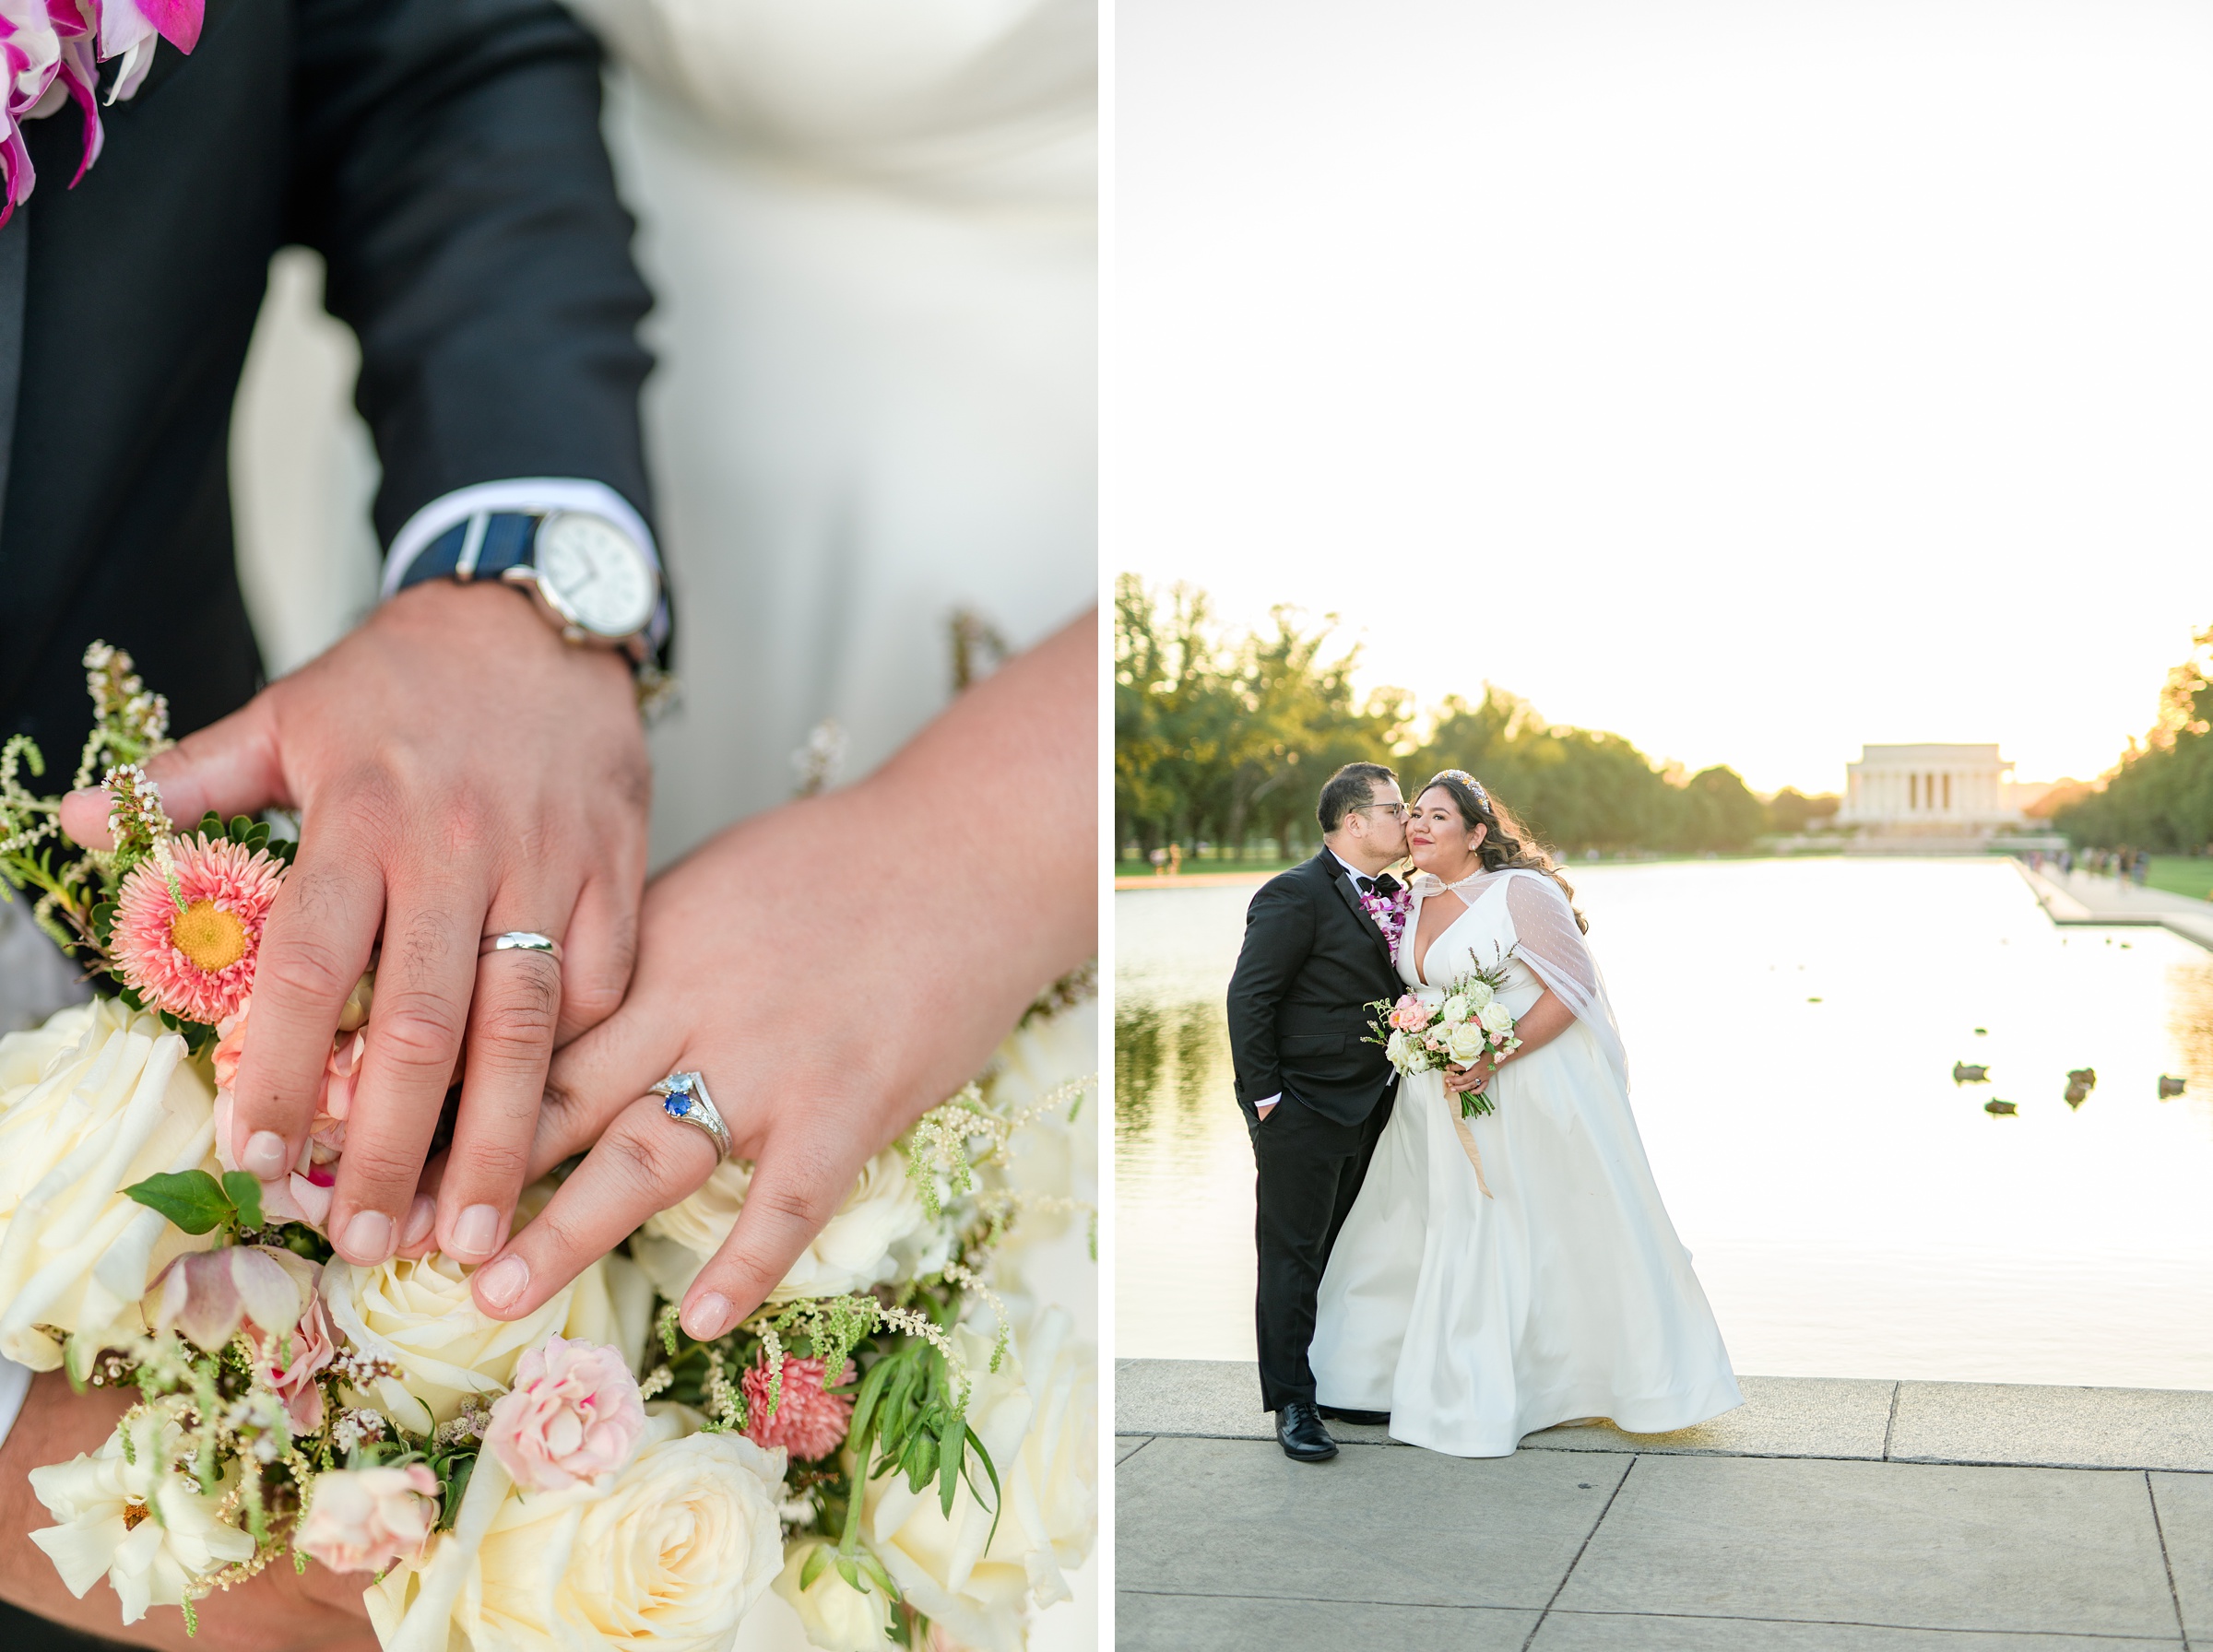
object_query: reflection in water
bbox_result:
[1118,860,2213,1389]
[2169,958,2213,1119]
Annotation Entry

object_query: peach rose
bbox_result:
[482,1335,645,1493]
[298,1465,438,1575]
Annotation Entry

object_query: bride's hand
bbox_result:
[1444,1056,1496,1095]
[459,614,1095,1339]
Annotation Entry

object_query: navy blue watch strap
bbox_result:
[395,512,539,590]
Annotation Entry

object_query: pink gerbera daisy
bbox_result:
[112,833,284,1024]
[743,1354,856,1461]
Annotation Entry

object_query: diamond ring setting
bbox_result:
[649,1071,731,1160]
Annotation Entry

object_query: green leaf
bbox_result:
[858,1551,901,1602]
[228,815,254,843]
[124,1170,233,1235]
[834,1556,863,1594]
[799,1543,833,1592]
[90,900,115,944]
[195,810,224,840]
[965,1424,1005,1550]
[936,1414,963,1516]
[221,1171,264,1231]
[438,1455,476,1531]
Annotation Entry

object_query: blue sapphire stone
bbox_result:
[662,1094,689,1118]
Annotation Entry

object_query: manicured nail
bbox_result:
[341,1210,394,1263]
[242,1131,290,1179]
[476,1255,528,1311]
[452,1204,501,1259]
[682,1292,734,1340]
[401,1195,437,1250]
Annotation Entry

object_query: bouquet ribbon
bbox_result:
[1450,1106,1493,1199]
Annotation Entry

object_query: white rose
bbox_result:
[862,1309,1098,1651]
[773,1539,894,1652]
[1477,999,1515,1035]
[1439,994,1467,1024]
[634,1145,929,1304]
[1463,979,1495,1009]
[367,1405,787,1652]
[1444,1021,1487,1066]
[0,999,221,1371]
[321,1248,635,1436]
[1385,1028,1410,1068]
[29,1407,255,1624]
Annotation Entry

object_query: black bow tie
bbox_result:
[1357,873,1400,897]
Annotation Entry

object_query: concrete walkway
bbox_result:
[2014,860,2213,951]
[1118,1360,2213,1650]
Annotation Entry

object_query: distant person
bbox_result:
[1150,846,1169,876]
[1225,762,1410,1461]
[1167,843,1184,876]
[1308,771,1742,1457]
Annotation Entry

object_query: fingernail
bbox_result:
[682,1292,734,1340]
[242,1131,290,1179]
[477,1254,528,1311]
[341,1210,394,1263]
[453,1203,501,1259]
[401,1195,436,1250]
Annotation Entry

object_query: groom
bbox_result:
[1226,761,1408,1463]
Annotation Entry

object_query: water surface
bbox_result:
[1117,857,2213,1388]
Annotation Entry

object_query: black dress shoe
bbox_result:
[1319,1405,1390,1426]
[1275,1400,1339,1462]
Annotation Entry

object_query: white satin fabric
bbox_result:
[1310,868,1742,1457]
[563,0,1097,864]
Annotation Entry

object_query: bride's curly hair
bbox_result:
[1417,770,1590,934]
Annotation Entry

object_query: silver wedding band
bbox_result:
[480,931,564,963]
[649,1070,732,1160]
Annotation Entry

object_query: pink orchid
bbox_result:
[0,0,200,224]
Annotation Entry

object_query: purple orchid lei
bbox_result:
[1359,884,1412,957]
[2,0,201,226]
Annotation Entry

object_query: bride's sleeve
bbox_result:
[1504,874,1596,997]
[1504,873,1632,1087]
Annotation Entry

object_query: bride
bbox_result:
[1309,770,1742,1457]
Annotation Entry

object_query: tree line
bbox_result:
[2052,626,2213,854]
[1115,575,1836,862]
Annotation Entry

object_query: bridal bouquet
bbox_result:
[0,646,1097,1652]
[1366,950,1521,1120]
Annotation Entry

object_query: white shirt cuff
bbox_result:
[0,1354,32,1455]
[380,478,669,650]
[1255,1093,1281,1114]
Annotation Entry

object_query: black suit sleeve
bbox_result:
[1225,877,1314,1117]
[287,0,657,546]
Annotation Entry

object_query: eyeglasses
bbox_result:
[1357,802,1409,820]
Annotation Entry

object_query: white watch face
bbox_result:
[535,513,658,639]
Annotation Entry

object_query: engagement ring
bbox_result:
[650,1070,731,1159]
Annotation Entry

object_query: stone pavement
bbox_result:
[2014,860,2213,951]
[1117,1360,2213,1650]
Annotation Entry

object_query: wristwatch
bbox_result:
[392,509,661,662]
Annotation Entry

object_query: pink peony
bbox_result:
[112,832,282,1024]
[297,1465,438,1575]
[743,1354,855,1462]
[482,1335,646,1492]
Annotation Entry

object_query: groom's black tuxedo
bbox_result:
[1226,850,1403,1411]
[0,0,655,756]
[1227,850,1402,1127]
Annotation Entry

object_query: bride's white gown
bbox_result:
[1310,868,1742,1457]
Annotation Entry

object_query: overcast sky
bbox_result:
[1117,0,2213,795]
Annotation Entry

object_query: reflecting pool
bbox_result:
[1116,857,2213,1388]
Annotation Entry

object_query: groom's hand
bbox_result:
[59,583,650,1269]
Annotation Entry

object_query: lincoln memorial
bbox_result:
[1839,743,2028,849]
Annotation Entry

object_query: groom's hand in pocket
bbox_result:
[57,582,651,1272]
